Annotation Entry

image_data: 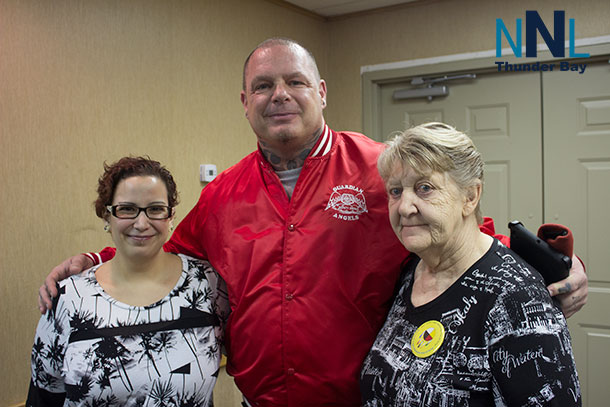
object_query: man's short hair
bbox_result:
[242,37,321,90]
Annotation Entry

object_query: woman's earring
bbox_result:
[104,223,110,233]
[169,222,174,232]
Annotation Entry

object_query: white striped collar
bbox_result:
[309,124,332,158]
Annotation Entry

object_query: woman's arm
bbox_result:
[479,217,588,317]
[487,287,581,406]
[27,294,68,406]
[26,381,66,407]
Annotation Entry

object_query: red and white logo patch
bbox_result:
[325,185,368,221]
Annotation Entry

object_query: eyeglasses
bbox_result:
[106,204,172,220]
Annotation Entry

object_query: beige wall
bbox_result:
[0,0,326,404]
[2,0,609,404]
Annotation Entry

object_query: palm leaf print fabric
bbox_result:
[28,254,230,407]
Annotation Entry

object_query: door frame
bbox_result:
[362,37,610,140]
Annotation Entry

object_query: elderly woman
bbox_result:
[27,157,229,406]
[360,123,580,406]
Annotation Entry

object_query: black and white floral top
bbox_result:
[27,254,230,407]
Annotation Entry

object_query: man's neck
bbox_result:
[259,127,323,172]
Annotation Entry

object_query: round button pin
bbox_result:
[411,320,445,358]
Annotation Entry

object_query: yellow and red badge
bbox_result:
[411,320,445,358]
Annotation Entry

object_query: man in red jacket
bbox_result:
[40,38,587,407]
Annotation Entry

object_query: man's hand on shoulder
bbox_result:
[547,255,588,318]
[38,254,93,313]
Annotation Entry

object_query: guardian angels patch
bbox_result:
[325,184,368,221]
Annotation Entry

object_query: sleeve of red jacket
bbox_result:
[94,247,116,264]
[162,187,210,260]
[479,216,510,246]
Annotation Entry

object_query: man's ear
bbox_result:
[463,181,482,217]
[240,91,248,117]
[319,79,327,109]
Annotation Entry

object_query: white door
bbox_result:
[543,61,610,407]
[378,70,543,236]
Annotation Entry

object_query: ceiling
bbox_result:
[283,0,419,18]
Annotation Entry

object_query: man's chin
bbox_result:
[268,128,299,144]
[255,124,311,147]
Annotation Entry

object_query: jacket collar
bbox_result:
[309,123,332,158]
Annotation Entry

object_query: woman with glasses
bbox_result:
[27,156,229,406]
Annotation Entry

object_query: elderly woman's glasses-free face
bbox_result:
[106,204,172,220]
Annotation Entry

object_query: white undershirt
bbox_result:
[275,167,302,200]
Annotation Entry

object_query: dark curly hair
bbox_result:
[94,156,179,219]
